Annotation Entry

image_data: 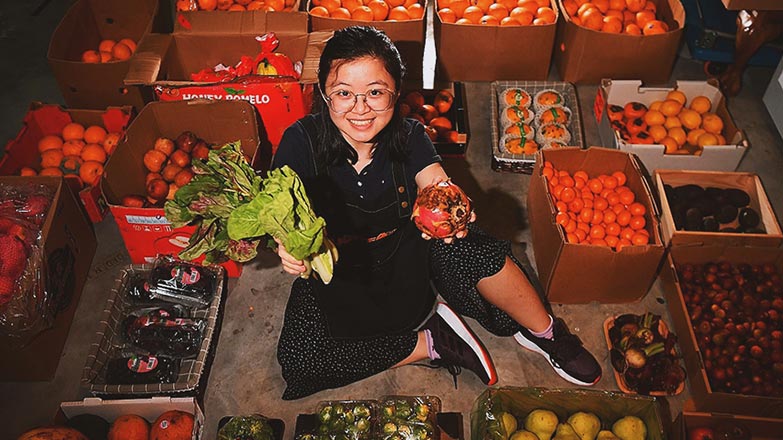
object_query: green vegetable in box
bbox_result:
[379,397,437,440]
[300,401,374,440]
[164,142,337,283]
[217,414,275,440]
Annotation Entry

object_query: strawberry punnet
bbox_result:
[0,234,28,278]
[0,275,15,305]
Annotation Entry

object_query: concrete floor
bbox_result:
[1,1,783,439]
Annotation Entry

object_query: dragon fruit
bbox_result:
[412,180,472,239]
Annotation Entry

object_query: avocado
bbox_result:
[738,207,760,229]
[702,216,719,232]
[725,188,751,208]
[685,208,703,231]
[675,184,704,201]
[716,204,738,224]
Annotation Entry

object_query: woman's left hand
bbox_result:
[420,211,477,244]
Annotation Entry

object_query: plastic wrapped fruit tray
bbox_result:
[81,263,225,396]
[490,80,585,174]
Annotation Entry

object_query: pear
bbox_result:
[553,422,581,440]
[510,430,540,440]
[596,430,621,440]
[524,409,559,440]
[566,412,601,440]
[611,416,646,440]
[500,412,519,439]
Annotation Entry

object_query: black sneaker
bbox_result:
[514,318,601,386]
[421,302,498,385]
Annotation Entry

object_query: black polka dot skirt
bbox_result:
[276,225,537,400]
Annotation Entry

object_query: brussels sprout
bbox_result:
[317,424,330,435]
[383,422,398,434]
[334,404,346,416]
[398,424,413,436]
[333,434,349,440]
[297,435,316,440]
[387,434,404,440]
[414,403,430,421]
[382,405,395,418]
[413,425,432,440]
[356,417,370,432]
[353,404,371,419]
[329,418,346,432]
[396,402,412,419]
[344,410,355,425]
[318,406,333,424]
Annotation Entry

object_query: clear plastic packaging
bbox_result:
[533,89,565,112]
[299,400,376,440]
[500,105,534,126]
[147,256,221,308]
[122,306,206,358]
[536,123,572,146]
[104,354,181,385]
[378,396,441,440]
[536,105,572,126]
[502,122,535,140]
[500,134,539,156]
[501,88,531,108]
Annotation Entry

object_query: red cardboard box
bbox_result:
[434,0,557,81]
[554,0,685,84]
[0,103,133,223]
[47,0,158,111]
[527,147,666,303]
[100,100,262,278]
[125,14,330,150]
[0,176,97,381]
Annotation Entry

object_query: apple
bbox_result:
[433,89,454,114]
[153,137,175,157]
[688,427,714,440]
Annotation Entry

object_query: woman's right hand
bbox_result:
[275,238,306,276]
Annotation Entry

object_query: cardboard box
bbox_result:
[470,387,667,440]
[100,100,262,278]
[174,1,305,32]
[675,411,783,440]
[654,170,783,248]
[403,82,470,157]
[0,176,97,381]
[434,0,557,81]
[47,0,158,111]
[722,0,783,10]
[763,57,783,140]
[554,0,685,84]
[57,397,204,439]
[308,0,425,85]
[527,147,666,303]
[660,245,783,418]
[0,103,133,223]
[596,79,748,174]
[126,15,329,149]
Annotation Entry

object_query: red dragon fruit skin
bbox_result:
[411,180,472,239]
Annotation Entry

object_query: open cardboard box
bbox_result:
[675,411,783,440]
[100,100,262,278]
[0,176,97,381]
[660,244,783,418]
[125,14,331,150]
[173,0,305,32]
[471,387,667,440]
[434,0,556,81]
[307,0,425,86]
[554,0,685,84]
[0,103,133,223]
[48,0,158,112]
[654,170,783,248]
[402,82,470,157]
[527,147,665,303]
[56,397,204,439]
[596,79,748,174]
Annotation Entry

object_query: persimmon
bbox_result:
[666,90,687,106]
[498,0,518,10]
[81,50,101,63]
[508,7,533,24]
[608,0,625,10]
[438,7,457,22]
[38,135,64,153]
[629,215,646,230]
[642,19,668,35]
[628,202,646,216]
[536,6,556,23]
[216,0,234,9]
[618,190,635,206]
[63,139,85,156]
[111,43,132,62]
[480,14,500,24]
[103,132,121,155]
[62,122,85,141]
[352,5,375,19]
[41,149,64,169]
[463,5,483,22]
[562,0,579,16]
[605,9,623,20]
[407,3,425,18]
[581,8,603,30]
[449,0,470,16]
[593,0,609,13]
[98,39,116,53]
[624,23,641,34]
[84,125,107,144]
[697,132,719,147]
[634,10,655,28]
[577,2,597,16]
[228,4,247,10]
[19,167,37,176]
[518,0,539,14]
[100,51,112,63]
[331,7,352,18]
[601,16,622,33]
[702,113,724,134]
[198,0,217,9]
[81,143,108,163]
[625,0,644,12]
[311,5,330,16]
[690,95,712,114]
[80,160,104,186]
[118,38,137,54]
[488,3,509,19]
[40,167,63,176]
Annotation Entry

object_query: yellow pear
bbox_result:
[510,430,541,440]
[500,412,519,439]
[553,422,581,440]
[524,409,559,440]
[566,412,601,440]
[612,416,646,440]
[596,430,621,440]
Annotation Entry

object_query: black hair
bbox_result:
[315,26,408,166]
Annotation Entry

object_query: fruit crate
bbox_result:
[217,414,285,440]
[401,82,469,157]
[490,80,585,174]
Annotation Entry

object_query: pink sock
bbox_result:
[530,315,554,340]
[424,329,440,360]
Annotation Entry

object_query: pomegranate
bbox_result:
[412,180,472,239]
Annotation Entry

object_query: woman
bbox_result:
[272,26,600,400]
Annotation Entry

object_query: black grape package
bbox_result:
[147,256,222,308]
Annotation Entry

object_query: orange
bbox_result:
[577,2,596,16]
[62,122,85,141]
[228,3,246,9]
[343,0,363,11]
[387,0,406,6]
[660,136,678,154]
[628,202,646,216]
[39,167,63,176]
[664,116,682,129]
[518,0,539,14]
[622,9,635,24]
[562,0,579,16]
[19,166,37,176]
[84,126,108,144]
[629,215,646,230]
[388,5,411,19]
[247,1,266,10]
[536,6,556,23]
[500,16,522,25]
[642,109,664,126]
[498,0,518,10]
[321,0,341,12]
[474,0,493,12]
[103,132,121,155]
[612,170,627,186]
[634,9,655,28]
[198,0,217,9]
[659,99,682,117]
[488,3,509,19]
[601,15,622,33]
[81,50,101,63]
[618,190,635,205]
[678,108,702,130]
[648,100,663,111]
[510,7,534,24]
[593,0,609,13]
[38,135,63,153]
[479,14,500,24]
[266,0,285,10]
[79,161,104,187]
[439,0,452,7]
[690,95,712,114]
[697,132,719,147]
[605,8,623,20]
[580,8,603,30]
[330,6,352,18]
[462,5,483,22]
[645,124,665,141]
[642,19,668,35]
[111,43,133,61]
[668,126,687,146]
[352,5,375,19]
[702,113,724,134]
[100,51,112,63]
[438,7,457,22]
[686,128,706,146]
[407,3,425,18]
[40,149,64,168]
[310,5,330,15]
[98,39,116,53]
[456,17,473,24]
[624,23,641,34]
[61,155,83,175]
[63,140,85,156]
[449,0,470,16]
[608,0,625,10]
[81,143,108,164]
[119,38,137,53]
[625,0,644,12]
[666,90,687,106]
[216,0,235,9]
[587,178,603,194]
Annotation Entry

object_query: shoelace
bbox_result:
[547,332,584,365]
[412,361,462,389]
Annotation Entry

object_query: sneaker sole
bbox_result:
[436,302,498,385]
[513,332,600,387]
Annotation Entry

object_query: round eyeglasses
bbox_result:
[322,88,397,114]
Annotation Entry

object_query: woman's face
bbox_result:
[323,56,397,151]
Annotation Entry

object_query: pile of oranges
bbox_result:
[608,90,726,155]
[81,39,137,64]
[176,0,297,12]
[309,0,424,21]
[22,123,121,187]
[562,0,669,35]
[437,0,557,26]
[542,161,651,250]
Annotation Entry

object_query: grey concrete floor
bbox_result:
[2,1,783,439]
